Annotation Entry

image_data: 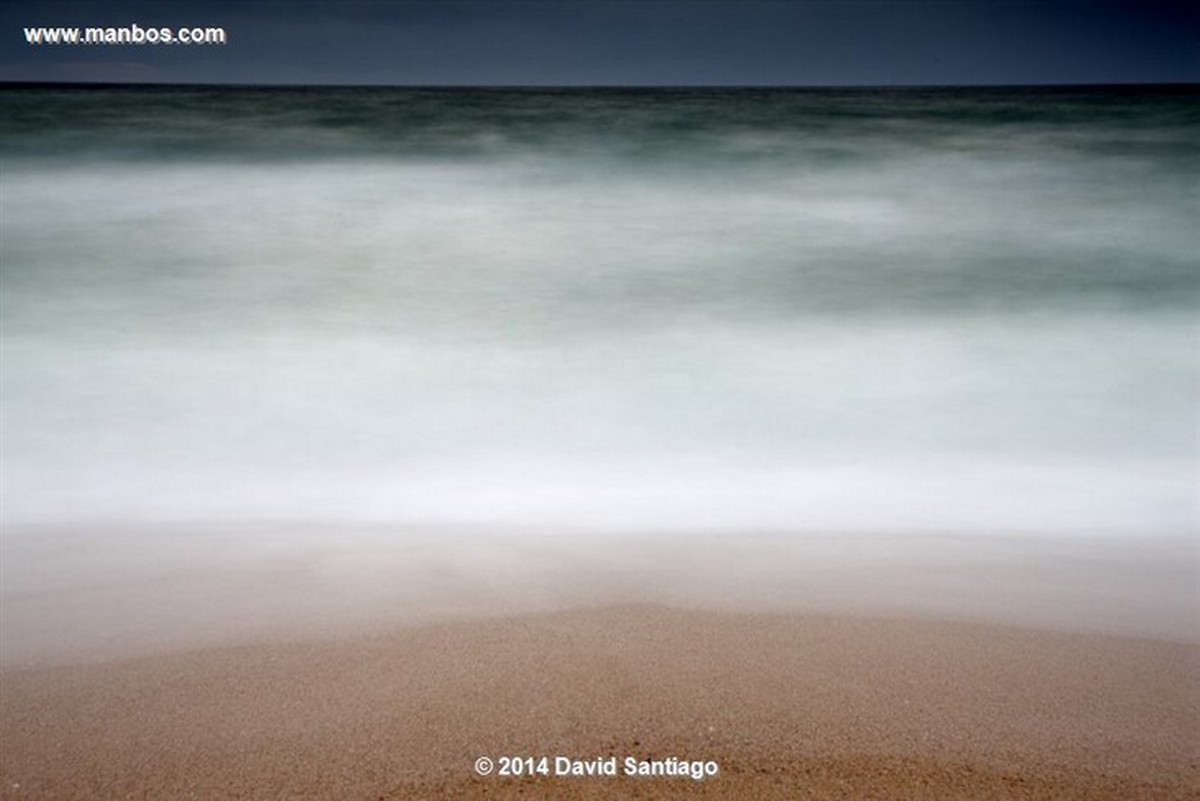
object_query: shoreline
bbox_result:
[3,525,1195,668]
[2,605,1196,799]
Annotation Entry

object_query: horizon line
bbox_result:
[2,80,1198,93]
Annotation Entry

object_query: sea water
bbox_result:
[1,86,1196,658]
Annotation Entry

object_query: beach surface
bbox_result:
[1,528,1197,800]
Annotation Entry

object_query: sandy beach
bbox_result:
[2,601,1196,799]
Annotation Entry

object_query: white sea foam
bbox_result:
[2,150,1195,531]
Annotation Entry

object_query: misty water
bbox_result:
[1,87,1196,660]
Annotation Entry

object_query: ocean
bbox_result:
[1,86,1196,658]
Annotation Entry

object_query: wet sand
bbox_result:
[2,605,1197,799]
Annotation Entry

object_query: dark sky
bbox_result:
[2,0,1196,86]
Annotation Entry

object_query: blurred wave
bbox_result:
[1,87,1196,532]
